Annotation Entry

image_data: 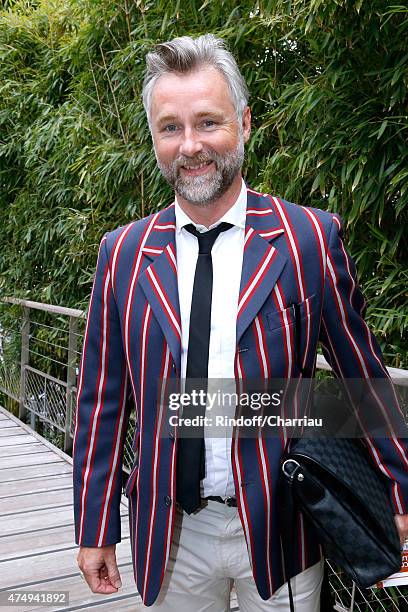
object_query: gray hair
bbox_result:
[142,34,249,130]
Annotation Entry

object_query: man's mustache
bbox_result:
[174,154,216,170]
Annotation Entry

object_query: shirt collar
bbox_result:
[174,178,247,234]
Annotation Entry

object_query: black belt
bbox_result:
[203,496,237,507]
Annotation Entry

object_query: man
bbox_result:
[73,34,408,611]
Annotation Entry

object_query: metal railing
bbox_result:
[1,296,407,611]
[0,297,137,471]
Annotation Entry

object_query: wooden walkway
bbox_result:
[0,406,240,611]
[0,406,143,611]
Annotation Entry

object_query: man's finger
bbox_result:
[394,514,408,545]
[84,565,119,594]
[104,555,122,589]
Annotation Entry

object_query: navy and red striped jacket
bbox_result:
[73,186,408,605]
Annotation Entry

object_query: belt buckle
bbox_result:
[225,496,235,507]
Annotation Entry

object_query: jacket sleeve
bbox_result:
[319,215,408,515]
[73,234,130,546]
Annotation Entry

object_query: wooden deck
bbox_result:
[0,407,240,611]
[0,406,143,611]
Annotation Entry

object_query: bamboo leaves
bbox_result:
[0,0,406,366]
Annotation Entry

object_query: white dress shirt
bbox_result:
[174,179,246,498]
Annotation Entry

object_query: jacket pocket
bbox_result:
[266,293,316,332]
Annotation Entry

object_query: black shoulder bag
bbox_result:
[279,433,402,612]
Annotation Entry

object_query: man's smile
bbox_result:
[179,160,215,176]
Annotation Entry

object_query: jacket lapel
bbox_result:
[137,189,287,366]
[236,189,287,344]
[138,205,182,373]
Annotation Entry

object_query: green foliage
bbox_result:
[0,0,407,366]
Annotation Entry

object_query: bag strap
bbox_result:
[280,355,320,612]
[285,553,295,612]
[280,469,296,612]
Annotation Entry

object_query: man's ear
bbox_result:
[242,106,251,143]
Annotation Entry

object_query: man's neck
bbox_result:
[175,174,243,228]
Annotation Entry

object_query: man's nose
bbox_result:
[179,128,203,157]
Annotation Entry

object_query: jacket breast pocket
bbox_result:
[266,293,316,332]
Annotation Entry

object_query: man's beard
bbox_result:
[156,135,245,206]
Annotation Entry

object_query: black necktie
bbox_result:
[176,221,233,514]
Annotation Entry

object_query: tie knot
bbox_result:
[184,222,233,254]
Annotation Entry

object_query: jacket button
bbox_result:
[165,495,172,507]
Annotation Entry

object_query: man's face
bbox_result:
[150,66,251,205]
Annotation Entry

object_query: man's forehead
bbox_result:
[151,66,231,103]
[151,67,235,121]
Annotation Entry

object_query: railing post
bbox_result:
[19,306,30,420]
[65,315,78,453]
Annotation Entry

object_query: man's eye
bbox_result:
[203,120,216,127]
[164,124,178,132]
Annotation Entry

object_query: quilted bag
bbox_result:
[280,436,401,592]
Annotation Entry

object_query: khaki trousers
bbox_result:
[144,499,324,611]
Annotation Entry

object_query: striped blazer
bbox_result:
[73,186,408,605]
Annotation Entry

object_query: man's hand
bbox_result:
[77,544,122,594]
[394,514,408,547]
